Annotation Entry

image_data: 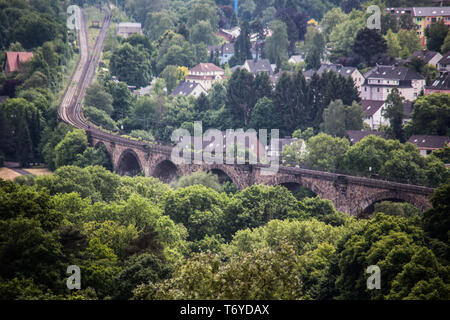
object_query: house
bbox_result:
[408,50,443,69]
[362,100,414,130]
[242,59,275,75]
[345,130,387,145]
[116,22,142,38]
[185,63,226,91]
[269,70,292,85]
[303,64,365,94]
[171,81,207,97]
[386,7,450,46]
[426,71,450,94]
[288,55,304,65]
[438,51,450,73]
[361,100,388,130]
[361,65,425,101]
[207,43,235,64]
[176,130,265,162]
[407,135,450,156]
[133,85,152,97]
[4,51,34,75]
[217,27,240,43]
[266,136,299,159]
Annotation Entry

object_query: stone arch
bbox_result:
[152,159,179,183]
[273,175,317,199]
[360,191,428,215]
[205,164,244,190]
[116,149,143,177]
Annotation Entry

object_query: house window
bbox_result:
[377,88,380,92]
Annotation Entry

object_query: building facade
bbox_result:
[116,23,142,38]
[386,7,450,46]
[361,65,425,101]
[185,63,226,91]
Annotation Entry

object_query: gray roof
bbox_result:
[409,50,441,63]
[413,7,450,17]
[303,69,316,79]
[171,81,204,96]
[361,100,385,117]
[345,130,387,144]
[245,59,273,74]
[407,135,450,149]
[438,51,450,65]
[133,85,152,96]
[364,65,424,81]
[427,72,450,90]
[317,64,357,78]
[207,43,234,55]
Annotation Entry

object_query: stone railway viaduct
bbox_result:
[90,131,434,216]
[61,9,435,217]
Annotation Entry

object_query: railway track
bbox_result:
[58,8,111,131]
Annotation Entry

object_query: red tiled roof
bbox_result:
[5,52,34,73]
[190,63,224,73]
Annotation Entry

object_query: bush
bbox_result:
[83,106,118,131]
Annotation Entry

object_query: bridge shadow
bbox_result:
[278,182,317,200]
[152,160,178,183]
[117,149,142,177]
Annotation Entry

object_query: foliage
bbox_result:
[264,19,289,64]
[304,133,350,172]
[320,100,364,137]
[353,28,387,65]
[110,42,152,88]
[425,21,449,53]
[406,93,450,136]
[171,171,224,192]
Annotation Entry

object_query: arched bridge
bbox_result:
[89,131,434,216]
[58,9,435,217]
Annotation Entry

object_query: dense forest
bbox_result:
[1,167,449,299]
[0,0,449,300]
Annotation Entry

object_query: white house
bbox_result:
[361,65,425,101]
[409,50,443,70]
[171,81,207,97]
[362,100,414,130]
[185,63,226,91]
[438,51,450,73]
[116,23,142,38]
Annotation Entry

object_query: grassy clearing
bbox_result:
[84,6,105,54]
[0,168,22,180]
